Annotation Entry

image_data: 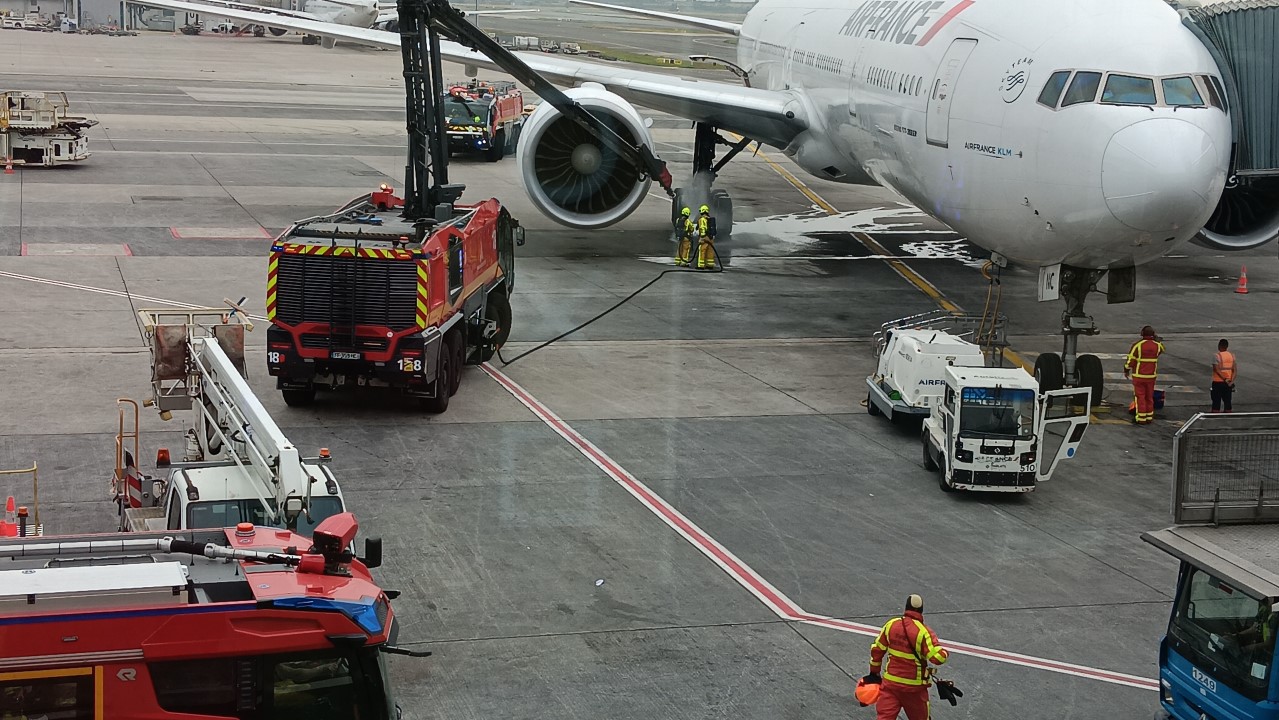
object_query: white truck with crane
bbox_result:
[113,305,346,535]
[867,311,1092,493]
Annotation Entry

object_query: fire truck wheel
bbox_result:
[487,130,506,162]
[281,385,315,407]
[478,293,512,362]
[421,336,455,413]
[449,332,464,396]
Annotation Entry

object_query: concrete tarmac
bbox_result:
[4,29,1279,719]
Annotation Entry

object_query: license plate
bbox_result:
[330,351,361,360]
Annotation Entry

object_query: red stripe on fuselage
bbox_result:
[916,0,974,45]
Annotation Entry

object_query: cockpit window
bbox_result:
[1037,70,1071,108]
[1062,71,1102,106]
[1101,74,1156,105]
[1202,74,1228,112]
[1162,76,1204,106]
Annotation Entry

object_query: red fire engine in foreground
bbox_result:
[442,79,524,161]
[0,513,427,719]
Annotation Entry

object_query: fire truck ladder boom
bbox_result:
[395,0,673,225]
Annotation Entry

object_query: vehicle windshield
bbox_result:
[959,387,1035,438]
[1168,567,1276,702]
[150,647,393,720]
[187,496,344,535]
[443,96,487,125]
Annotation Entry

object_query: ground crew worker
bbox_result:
[866,594,949,720]
[695,204,717,269]
[1211,338,1237,413]
[1125,325,1165,425]
[674,207,693,266]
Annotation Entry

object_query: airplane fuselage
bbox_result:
[736,0,1231,269]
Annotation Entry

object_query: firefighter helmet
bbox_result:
[699,204,710,214]
[681,207,691,216]
[855,677,881,706]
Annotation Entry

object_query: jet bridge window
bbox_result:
[1037,70,1071,108]
[1162,76,1204,106]
[1061,71,1102,106]
[1101,74,1157,105]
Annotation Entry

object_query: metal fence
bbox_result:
[1173,412,1279,524]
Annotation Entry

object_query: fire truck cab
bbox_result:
[0,514,419,720]
[267,187,521,412]
[441,79,524,161]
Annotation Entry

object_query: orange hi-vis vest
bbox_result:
[1126,338,1164,379]
[869,610,948,687]
[1213,350,1236,383]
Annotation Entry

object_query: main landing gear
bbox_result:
[1032,264,1136,409]
[669,122,752,235]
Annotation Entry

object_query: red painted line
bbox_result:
[19,243,27,257]
[122,244,134,257]
[916,0,975,45]
[479,362,1158,692]
[168,227,181,240]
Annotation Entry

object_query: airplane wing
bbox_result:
[567,0,740,36]
[126,0,807,148]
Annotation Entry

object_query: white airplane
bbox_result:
[170,0,378,44]
[126,0,1276,390]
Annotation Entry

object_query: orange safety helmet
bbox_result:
[855,677,881,706]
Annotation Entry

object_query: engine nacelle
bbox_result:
[517,84,652,229]
[1192,180,1279,251]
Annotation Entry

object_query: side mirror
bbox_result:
[361,536,383,569]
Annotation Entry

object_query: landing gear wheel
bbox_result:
[922,432,938,471]
[486,130,506,162]
[478,292,512,363]
[671,187,687,228]
[281,385,315,407]
[1034,352,1064,393]
[938,454,955,493]
[867,393,881,416]
[1076,354,1104,410]
[421,336,455,414]
[710,188,733,238]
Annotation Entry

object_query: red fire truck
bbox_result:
[266,186,521,412]
[0,512,428,719]
[442,79,524,161]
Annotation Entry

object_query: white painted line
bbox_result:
[20,243,133,257]
[170,226,272,240]
[479,362,1160,692]
[0,271,267,322]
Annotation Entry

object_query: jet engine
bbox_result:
[1193,180,1279,251]
[517,84,652,229]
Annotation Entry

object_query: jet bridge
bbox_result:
[1178,0,1279,250]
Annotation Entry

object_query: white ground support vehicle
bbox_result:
[112,306,347,535]
[921,366,1091,493]
[1,91,96,167]
[867,327,987,422]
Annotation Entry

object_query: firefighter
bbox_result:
[866,594,949,720]
[695,204,717,270]
[1211,338,1236,413]
[1124,325,1165,425]
[674,207,693,266]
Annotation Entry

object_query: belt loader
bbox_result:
[114,306,347,535]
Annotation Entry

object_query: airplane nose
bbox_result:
[1102,118,1219,233]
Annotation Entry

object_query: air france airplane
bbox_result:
[128,0,1270,389]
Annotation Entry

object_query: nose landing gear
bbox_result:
[1032,265,1118,408]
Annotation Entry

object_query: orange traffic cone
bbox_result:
[1,496,15,537]
[3,157,13,175]
[1236,266,1249,294]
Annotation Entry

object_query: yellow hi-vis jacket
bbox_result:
[1125,338,1164,379]
[869,610,949,687]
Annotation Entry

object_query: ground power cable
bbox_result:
[495,244,724,366]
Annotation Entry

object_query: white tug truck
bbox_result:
[1,91,96,167]
[867,313,1092,493]
[113,305,346,535]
